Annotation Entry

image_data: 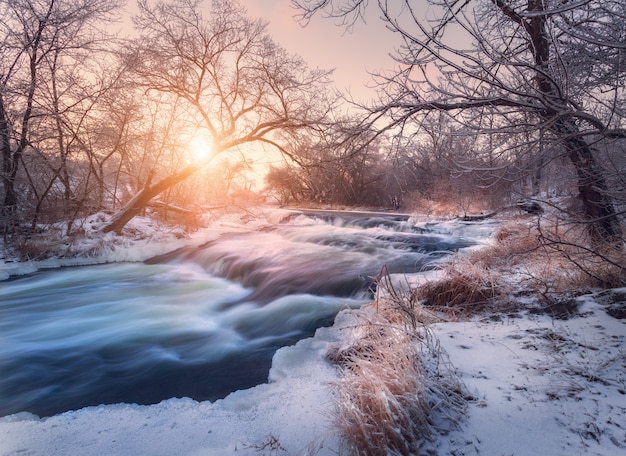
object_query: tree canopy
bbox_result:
[0,0,340,237]
[294,0,626,245]
[1,0,624,259]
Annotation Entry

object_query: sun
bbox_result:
[188,135,214,163]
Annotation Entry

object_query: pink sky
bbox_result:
[245,0,402,102]
[121,1,403,103]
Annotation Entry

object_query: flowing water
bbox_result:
[0,212,474,418]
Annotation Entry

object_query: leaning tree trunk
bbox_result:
[101,164,200,234]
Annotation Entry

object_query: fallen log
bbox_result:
[148,201,198,214]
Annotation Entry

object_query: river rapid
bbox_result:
[0,211,476,418]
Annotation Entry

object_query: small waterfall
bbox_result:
[0,212,474,417]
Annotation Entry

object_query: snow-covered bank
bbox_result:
[2,288,624,455]
[431,293,626,456]
[0,314,348,455]
[1,210,624,455]
[0,209,293,281]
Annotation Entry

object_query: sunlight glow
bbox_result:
[188,136,214,163]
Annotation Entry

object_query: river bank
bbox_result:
[1,207,624,455]
[2,279,624,455]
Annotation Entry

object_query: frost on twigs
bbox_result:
[327,281,469,456]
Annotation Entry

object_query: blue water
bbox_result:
[0,213,473,417]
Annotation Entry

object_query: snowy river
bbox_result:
[0,211,475,418]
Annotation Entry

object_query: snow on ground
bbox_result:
[1,209,625,455]
[0,320,345,456]
[431,293,626,456]
[1,289,623,455]
[0,208,294,281]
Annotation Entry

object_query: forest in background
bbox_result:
[1,0,625,280]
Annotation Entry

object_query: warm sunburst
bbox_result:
[187,135,214,163]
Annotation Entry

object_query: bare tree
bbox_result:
[0,0,123,232]
[294,0,626,246]
[101,0,336,233]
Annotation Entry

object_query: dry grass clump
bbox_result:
[417,269,499,318]
[418,216,625,319]
[328,322,429,455]
[13,233,58,260]
[536,218,626,288]
[466,219,543,272]
[488,216,626,292]
[494,220,542,253]
[327,292,468,455]
[484,219,587,295]
[579,251,626,288]
[401,219,567,318]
